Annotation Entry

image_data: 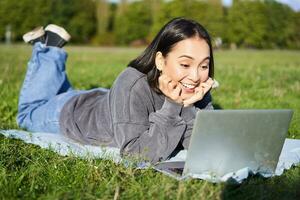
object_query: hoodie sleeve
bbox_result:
[181,92,214,149]
[111,79,187,163]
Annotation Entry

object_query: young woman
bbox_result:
[17,17,216,163]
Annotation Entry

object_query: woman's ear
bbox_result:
[155,51,165,71]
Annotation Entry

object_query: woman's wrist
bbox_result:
[160,97,183,116]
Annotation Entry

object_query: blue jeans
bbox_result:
[17,42,108,133]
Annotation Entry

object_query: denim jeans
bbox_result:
[17,42,108,133]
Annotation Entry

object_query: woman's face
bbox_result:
[155,37,210,100]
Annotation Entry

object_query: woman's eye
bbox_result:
[201,65,208,69]
[180,64,190,68]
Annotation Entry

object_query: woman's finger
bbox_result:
[183,89,204,106]
[158,75,183,104]
[159,75,171,91]
[168,80,177,90]
[169,85,182,104]
[183,95,200,106]
[206,77,214,84]
[203,85,212,94]
[173,85,181,96]
[200,82,210,88]
[199,81,213,94]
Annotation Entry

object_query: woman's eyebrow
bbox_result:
[178,55,210,62]
[200,57,210,63]
[178,55,194,60]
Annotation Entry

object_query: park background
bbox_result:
[1,0,300,199]
[1,0,300,49]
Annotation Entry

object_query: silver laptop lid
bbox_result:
[183,109,293,177]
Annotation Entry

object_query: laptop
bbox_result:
[154,109,293,179]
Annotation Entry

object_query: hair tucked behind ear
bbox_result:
[128,17,214,93]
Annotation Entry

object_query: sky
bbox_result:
[108,0,300,11]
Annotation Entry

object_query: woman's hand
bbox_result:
[158,74,183,105]
[183,77,214,107]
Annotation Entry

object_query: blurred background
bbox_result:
[0,0,299,49]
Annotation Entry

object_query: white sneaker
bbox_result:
[45,24,71,42]
[22,26,45,43]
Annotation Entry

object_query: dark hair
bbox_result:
[127,17,214,93]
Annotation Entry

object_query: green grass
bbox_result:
[0,44,300,199]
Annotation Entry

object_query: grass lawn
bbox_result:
[0,44,300,199]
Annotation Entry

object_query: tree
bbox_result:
[47,0,97,43]
[96,0,110,36]
[0,0,51,41]
[150,0,225,42]
[150,0,187,38]
[114,0,152,45]
[287,11,300,49]
[226,0,268,48]
[0,0,97,43]
[263,0,294,48]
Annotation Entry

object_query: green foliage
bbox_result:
[48,0,97,43]
[0,0,96,43]
[286,11,300,49]
[225,0,298,49]
[131,0,300,49]
[226,0,268,48]
[0,0,51,41]
[149,0,188,38]
[114,1,152,45]
[0,0,300,48]
[262,0,294,48]
[190,0,224,39]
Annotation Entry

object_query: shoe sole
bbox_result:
[45,24,71,42]
[23,26,45,43]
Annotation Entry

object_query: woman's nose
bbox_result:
[188,68,200,82]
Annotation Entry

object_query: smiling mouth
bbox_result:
[180,82,197,89]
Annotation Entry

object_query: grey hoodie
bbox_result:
[59,67,213,163]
